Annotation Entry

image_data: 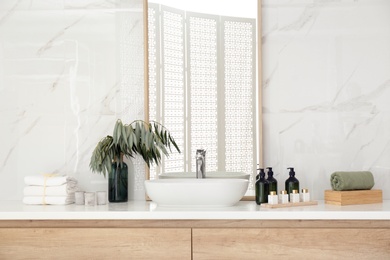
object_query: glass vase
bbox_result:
[109,161,128,203]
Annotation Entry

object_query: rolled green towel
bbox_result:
[330,171,375,191]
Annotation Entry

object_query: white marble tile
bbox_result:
[262,0,390,199]
[0,0,145,200]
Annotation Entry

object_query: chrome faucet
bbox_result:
[196,149,206,179]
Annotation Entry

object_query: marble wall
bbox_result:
[1,0,389,201]
[0,0,145,200]
[262,0,390,199]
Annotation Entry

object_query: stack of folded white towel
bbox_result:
[23,174,79,205]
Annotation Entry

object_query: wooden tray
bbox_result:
[325,189,382,206]
[260,201,318,208]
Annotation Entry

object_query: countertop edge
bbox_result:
[0,200,389,220]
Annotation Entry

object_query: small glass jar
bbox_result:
[97,191,107,205]
[84,192,96,206]
[290,189,300,203]
[268,191,278,205]
[74,191,85,205]
[279,190,289,204]
[301,188,310,202]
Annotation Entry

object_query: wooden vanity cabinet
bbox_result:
[0,220,390,259]
[192,228,390,259]
[0,226,191,260]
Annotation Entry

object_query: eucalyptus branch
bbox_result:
[90,119,181,176]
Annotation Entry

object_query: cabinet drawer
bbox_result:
[193,228,390,259]
[0,228,191,260]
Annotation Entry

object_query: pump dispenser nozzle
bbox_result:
[259,168,265,178]
[287,167,295,176]
[266,167,274,176]
[256,168,265,181]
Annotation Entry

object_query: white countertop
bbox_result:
[0,200,389,220]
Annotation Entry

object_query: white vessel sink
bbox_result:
[158,171,250,180]
[144,179,249,207]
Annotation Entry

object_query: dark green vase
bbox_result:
[109,162,128,203]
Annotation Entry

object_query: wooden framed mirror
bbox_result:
[143,0,262,198]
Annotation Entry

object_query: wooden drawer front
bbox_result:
[193,228,390,260]
[0,228,191,260]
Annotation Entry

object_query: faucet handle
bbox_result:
[196,149,206,156]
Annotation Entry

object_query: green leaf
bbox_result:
[116,120,123,144]
[154,147,161,164]
[111,120,122,145]
[135,122,141,149]
[156,141,169,156]
[127,127,134,153]
[112,121,119,143]
[153,123,161,140]
[122,125,130,149]
[148,132,153,151]
[140,124,146,149]
[169,135,181,153]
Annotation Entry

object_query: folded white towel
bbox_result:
[24,175,77,187]
[23,196,74,205]
[23,183,79,197]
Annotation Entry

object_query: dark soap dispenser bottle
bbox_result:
[285,167,299,196]
[255,168,269,205]
[266,167,278,194]
[255,170,260,181]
